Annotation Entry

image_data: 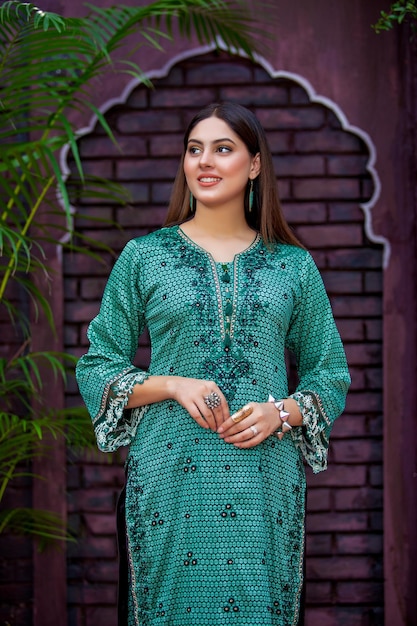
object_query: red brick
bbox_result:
[83,465,125,488]
[305,533,332,556]
[68,582,117,604]
[68,488,117,513]
[321,270,362,293]
[81,278,107,300]
[117,110,183,133]
[64,278,80,300]
[327,154,369,175]
[336,533,383,555]
[342,364,366,393]
[306,512,368,533]
[332,439,382,464]
[364,270,383,292]
[344,343,381,366]
[306,464,367,487]
[79,159,113,178]
[365,367,382,389]
[273,154,325,176]
[294,129,363,153]
[296,224,362,247]
[332,296,382,317]
[67,536,117,559]
[152,182,175,204]
[331,414,367,437]
[64,253,113,276]
[150,87,216,107]
[334,487,382,511]
[344,391,382,412]
[335,319,364,341]
[257,106,326,130]
[85,513,116,535]
[305,581,332,603]
[336,581,383,603]
[126,89,148,108]
[85,606,118,626]
[293,178,361,201]
[64,324,80,346]
[289,84,311,105]
[121,181,150,203]
[149,133,183,156]
[306,555,382,580]
[80,134,147,157]
[267,130,292,152]
[86,561,118,583]
[307,488,332,511]
[66,301,101,323]
[304,606,383,626]
[186,61,252,84]
[327,248,382,269]
[117,157,178,180]
[220,84,289,106]
[328,202,364,222]
[282,202,326,223]
[361,177,374,200]
[369,465,383,487]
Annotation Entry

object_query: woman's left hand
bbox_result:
[217,401,282,448]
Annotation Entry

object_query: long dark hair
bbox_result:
[164,102,303,247]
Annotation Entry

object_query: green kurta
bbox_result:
[76,225,350,626]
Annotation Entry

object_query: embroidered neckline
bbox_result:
[177,227,261,348]
[176,225,261,263]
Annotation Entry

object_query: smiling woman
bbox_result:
[76,102,350,625]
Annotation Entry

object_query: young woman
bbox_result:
[76,102,350,625]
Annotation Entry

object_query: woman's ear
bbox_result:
[250,152,261,178]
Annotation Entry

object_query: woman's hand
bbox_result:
[166,376,230,431]
[217,401,283,448]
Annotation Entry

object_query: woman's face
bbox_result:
[183,116,260,211]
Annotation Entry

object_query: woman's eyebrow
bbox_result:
[187,137,237,145]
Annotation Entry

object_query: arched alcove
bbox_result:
[64,50,384,625]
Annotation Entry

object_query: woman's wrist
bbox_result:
[268,394,291,440]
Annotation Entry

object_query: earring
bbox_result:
[249,179,254,213]
[189,191,194,212]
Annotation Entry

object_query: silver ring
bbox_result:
[204,391,221,409]
[250,425,258,436]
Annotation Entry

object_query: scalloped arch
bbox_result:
[60,43,390,267]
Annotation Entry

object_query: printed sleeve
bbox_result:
[285,252,351,473]
[76,239,149,452]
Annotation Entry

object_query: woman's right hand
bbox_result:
[166,376,230,431]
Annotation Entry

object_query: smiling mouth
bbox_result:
[198,177,221,183]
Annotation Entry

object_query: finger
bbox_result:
[187,404,212,430]
[224,425,261,446]
[198,405,218,431]
[201,389,229,429]
[218,404,253,435]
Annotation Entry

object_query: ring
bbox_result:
[204,391,221,409]
[230,405,253,423]
[250,425,258,436]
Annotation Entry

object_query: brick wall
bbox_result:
[64,52,383,625]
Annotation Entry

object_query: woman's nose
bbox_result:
[199,149,213,167]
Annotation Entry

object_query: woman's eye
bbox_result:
[188,146,201,155]
[217,145,231,153]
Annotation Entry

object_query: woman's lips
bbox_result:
[197,177,222,186]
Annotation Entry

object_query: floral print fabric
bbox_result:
[76,226,350,625]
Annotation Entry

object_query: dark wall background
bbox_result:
[1,2,416,625]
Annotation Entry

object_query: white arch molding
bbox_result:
[60,43,390,267]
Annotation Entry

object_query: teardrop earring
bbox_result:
[249,179,254,213]
[189,191,194,212]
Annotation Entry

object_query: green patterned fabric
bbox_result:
[76,225,350,625]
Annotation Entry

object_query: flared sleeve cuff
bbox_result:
[288,390,332,474]
[92,370,149,453]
